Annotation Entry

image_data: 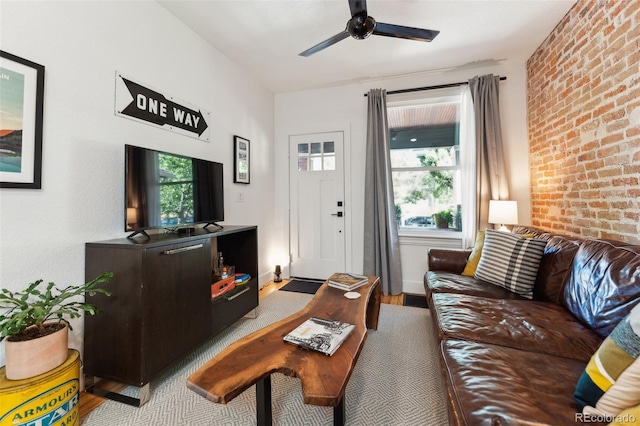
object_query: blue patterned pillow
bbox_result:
[474,229,547,299]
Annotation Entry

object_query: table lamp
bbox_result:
[274,265,282,283]
[488,200,518,232]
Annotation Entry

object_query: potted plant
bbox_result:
[434,210,453,229]
[0,272,112,380]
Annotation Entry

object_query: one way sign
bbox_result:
[115,72,210,141]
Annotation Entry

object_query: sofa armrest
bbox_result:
[427,248,471,274]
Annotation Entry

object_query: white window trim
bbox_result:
[389,87,464,237]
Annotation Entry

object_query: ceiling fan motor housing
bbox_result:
[299,0,439,56]
[347,14,376,39]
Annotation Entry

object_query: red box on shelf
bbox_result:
[211,277,235,299]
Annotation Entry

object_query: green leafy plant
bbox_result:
[0,272,113,342]
[433,210,453,228]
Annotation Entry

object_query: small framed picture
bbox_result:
[233,135,250,184]
[0,51,45,189]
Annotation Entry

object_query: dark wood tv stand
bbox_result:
[83,225,258,406]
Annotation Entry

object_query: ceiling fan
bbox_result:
[299,0,439,57]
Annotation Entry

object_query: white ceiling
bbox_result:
[158,0,576,94]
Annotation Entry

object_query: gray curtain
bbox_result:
[363,89,403,295]
[469,74,510,231]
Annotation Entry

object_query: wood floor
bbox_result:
[78,279,406,420]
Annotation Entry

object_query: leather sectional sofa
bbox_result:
[424,226,640,425]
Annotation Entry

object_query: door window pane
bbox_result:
[310,157,322,171]
[296,141,336,172]
[298,157,308,172]
[324,141,335,153]
[323,156,335,170]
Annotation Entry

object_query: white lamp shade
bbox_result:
[126,208,138,224]
[488,200,518,225]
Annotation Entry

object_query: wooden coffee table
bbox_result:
[187,275,381,426]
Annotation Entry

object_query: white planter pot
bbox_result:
[5,323,69,380]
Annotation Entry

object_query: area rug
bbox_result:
[83,291,448,425]
[278,279,324,294]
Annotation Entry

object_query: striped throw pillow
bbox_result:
[574,303,640,417]
[474,229,547,299]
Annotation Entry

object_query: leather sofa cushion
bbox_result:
[432,293,602,362]
[425,271,526,300]
[427,235,580,305]
[564,240,640,338]
[512,225,554,240]
[534,235,581,304]
[441,339,596,426]
[427,248,470,274]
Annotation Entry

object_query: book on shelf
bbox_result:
[283,317,355,356]
[328,272,368,291]
[234,273,251,285]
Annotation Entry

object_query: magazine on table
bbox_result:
[283,317,355,356]
[328,272,368,291]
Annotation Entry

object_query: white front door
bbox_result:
[289,132,345,280]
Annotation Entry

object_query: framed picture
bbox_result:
[0,51,45,189]
[233,135,250,184]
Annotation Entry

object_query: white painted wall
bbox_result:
[0,1,275,367]
[275,62,531,295]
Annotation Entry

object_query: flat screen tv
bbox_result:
[125,144,224,238]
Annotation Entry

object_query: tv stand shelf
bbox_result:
[84,225,258,405]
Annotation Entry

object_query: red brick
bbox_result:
[593,102,615,118]
[612,201,633,209]
[626,127,640,138]
[604,85,627,99]
[528,0,639,244]
[589,200,608,209]
[600,132,624,146]
[624,211,640,221]
[612,176,639,186]
[606,118,630,133]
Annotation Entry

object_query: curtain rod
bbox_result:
[363,76,507,97]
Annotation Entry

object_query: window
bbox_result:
[297,141,336,172]
[388,89,463,232]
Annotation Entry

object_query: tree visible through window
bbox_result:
[388,93,462,231]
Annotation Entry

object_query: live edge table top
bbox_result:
[187,275,381,407]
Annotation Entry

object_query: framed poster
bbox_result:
[234,135,250,184]
[0,51,45,189]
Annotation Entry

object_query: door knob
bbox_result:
[331,212,343,217]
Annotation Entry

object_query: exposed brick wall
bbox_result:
[527,0,640,244]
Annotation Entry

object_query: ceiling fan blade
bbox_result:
[348,0,367,18]
[299,31,350,57]
[373,22,439,42]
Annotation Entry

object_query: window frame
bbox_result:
[387,88,464,238]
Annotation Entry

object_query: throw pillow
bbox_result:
[610,404,640,425]
[461,231,534,277]
[461,231,485,277]
[574,303,640,417]
[474,229,547,299]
